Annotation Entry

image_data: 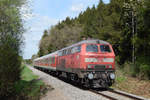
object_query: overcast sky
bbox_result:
[22,0,110,59]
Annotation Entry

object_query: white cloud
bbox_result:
[71,3,84,12]
[23,14,59,59]
[103,0,110,4]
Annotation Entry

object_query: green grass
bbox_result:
[14,65,45,99]
[21,66,38,81]
[115,76,126,83]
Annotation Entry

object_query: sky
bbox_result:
[22,0,110,59]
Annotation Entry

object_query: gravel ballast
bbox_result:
[28,66,108,100]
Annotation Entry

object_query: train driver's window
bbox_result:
[86,44,98,52]
[100,45,111,53]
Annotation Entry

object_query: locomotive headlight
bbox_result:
[87,65,92,68]
[85,58,98,62]
[110,73,115,79]
[103,58,114,62]
[88,73,94,79]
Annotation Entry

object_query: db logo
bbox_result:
[98,58,103,62]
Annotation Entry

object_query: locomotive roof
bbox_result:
[76,39,109,45]
[59,39,110,51]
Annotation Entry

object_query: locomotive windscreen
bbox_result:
[86,44,98,52]
[100,45,111,53]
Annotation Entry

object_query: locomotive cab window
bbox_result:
[86,44,98,52]
[100,45,111,53]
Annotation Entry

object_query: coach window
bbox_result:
[52,57,55,64]
[44,59,46,64]
[58,51,62,56]
[49,58,51,64]
[51,57,53,64]
[66,49,68,55]
[64,50,67,55]
[77,45,81,52]
[71,46,81,53]
[45,58,47,64]
[69,48,73,54]
[62,50,64,56]
[71,47,75,53]
[45,59,47,64]
[47,58,49,64]
[49,57,51,64]
[44,59,45,64]
[62,50,65,56]
[64,50,66,56]
[69,48,72,54]
[67,49,70,55]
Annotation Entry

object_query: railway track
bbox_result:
[32,66,148,100]
[90,89,117,100]
[90,89,147,100]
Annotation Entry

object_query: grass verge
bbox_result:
[14,65,46,100]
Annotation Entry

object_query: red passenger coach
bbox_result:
[33,39,116,88]
[33,52,57,71]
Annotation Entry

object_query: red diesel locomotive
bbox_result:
[33,39,115,88]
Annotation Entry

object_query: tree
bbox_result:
[38,23,83,55]
[0,0,26,98]
[42,30,48,38]
[119,0,143,64]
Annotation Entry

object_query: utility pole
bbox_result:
[132,10,135,64]
[124,0,137,64]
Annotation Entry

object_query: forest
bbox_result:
[37,0,150,79]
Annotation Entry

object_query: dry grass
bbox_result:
[112,66,150,98]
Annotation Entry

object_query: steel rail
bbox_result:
[90,89,117,100]
[108,89,146,100]
[90,88,147,100]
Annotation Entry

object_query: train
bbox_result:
[33,39,115,88]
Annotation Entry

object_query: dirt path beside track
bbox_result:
[27,65,108,100]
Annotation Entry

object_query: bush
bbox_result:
[139,64,150,79]
[0,41,22,98]
[0,0,25,98]
[121,62,137,77]
[121,57,150,80]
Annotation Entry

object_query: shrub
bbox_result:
[0,0,25,98]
